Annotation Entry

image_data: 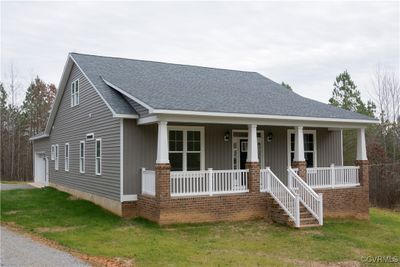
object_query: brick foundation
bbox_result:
[245,162,261,193]
[292,161,307,179]
[315,186,369,219]
[121,201,137,218]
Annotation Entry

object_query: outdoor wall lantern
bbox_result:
[267,132,273,142]
[224,131,230,142]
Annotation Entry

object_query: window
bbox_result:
[86,133,94,141]
[55,144,59,170]
[168,127,204,171]
[288,130,317,167]
[64,143,69,171]
[71,79,79,107]
[95,138,101,175]
[51,145,55,160]
[80,141,85,173]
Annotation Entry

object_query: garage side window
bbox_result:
[71,79,79,107]
[51,145,55,160]
[95,138,101,175]
[65,143,69,171]
[55,144,59,170]
[80,141,85,173]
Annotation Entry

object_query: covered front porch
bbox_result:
[136,115,369,226]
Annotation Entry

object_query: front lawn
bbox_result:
[1,188,399,266]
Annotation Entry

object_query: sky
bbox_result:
[1,1,399,106]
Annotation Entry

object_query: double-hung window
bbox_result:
[168,127,204,171]
[55,144,59,170]
[95,138,101,175]
[51,145,55,160]
[64,143,69,171]
[71,79,79,107]
[288,130,317,167]
[80,141,85,173]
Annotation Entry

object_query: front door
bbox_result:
[239,139,248,169]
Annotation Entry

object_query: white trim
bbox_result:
[157,121,169,164]
[121,194,138,202]
[79,140,85,173]
[138,114,376,129]
[95,138,102,175]
[120,119,124,201]
[70,79,80,107]
[151,109,378,125]
[51,145,55,160]
[168,126,205,171]
[113,113,139,119]
[287,129,317,167]
[356,128,368,160]
[247,124,258,162]
[101,78,154,113]
[64,143,70,171]
[86,133,94,141]
[29,134,49,141]
[55,144,59,171]
[340,129,344,166]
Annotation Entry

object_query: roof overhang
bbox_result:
[29,134,49,141]
[138,112,378,129]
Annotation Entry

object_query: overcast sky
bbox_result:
[1,1,399,105]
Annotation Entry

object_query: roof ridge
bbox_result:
[69,52,258,74]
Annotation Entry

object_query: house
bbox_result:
[31,53,377,227]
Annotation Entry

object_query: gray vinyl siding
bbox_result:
[123,124,343,192]
[37,64,121,201]
[123,121,156,195]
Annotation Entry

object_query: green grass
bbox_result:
[1,188,399,266]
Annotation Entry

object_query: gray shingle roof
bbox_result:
[71,53,376,121]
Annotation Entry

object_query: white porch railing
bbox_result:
[288,168,323,225]
[141,168,155,196]
[306,165,360,189]
[170,168,249,197]
[262,167,300,228]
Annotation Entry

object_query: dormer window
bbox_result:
[71,79,79,107]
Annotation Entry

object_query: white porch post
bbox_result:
[294,126,305,162]
[247,124,258,162]
[156,121,169,164]
[356,128,367,160]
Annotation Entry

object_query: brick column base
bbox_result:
[355,160,369,188]
[292,161,307,180]
[245,162,260,193]
[155,163,171,201]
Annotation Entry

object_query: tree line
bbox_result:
[0,75,56,181]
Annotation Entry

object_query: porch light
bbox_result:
[267,132,273,142]
[224,131,230,142]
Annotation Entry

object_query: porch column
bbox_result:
[245,124,260,193]
[155,121,170,200]
[355,128,369,187]
[292,126,307,179]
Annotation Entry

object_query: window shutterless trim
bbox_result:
[64,143,69,171]
[80,140,85,173]
[287,129,317,167]
[55,144,59,171]
[71,79,79,107]
[95,138,102,175]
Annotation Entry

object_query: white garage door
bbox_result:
[34,152,47,185]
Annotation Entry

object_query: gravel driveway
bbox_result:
[0,183,34,191]
[0,227,89,267]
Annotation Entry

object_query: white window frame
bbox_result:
[80,141,85,173]
[287,129,317,167]
[64,143,69,171]
[95,138,102,175]
[71,79,79,107]
[51,145,55,160]
[55,144,59,171]
[168,126,205,171]
[86,133,94,141]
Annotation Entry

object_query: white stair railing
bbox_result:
[288,168,323,225]
[263,167,300,228]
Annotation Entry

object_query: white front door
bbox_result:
[232,130,264,169]
[34,152,46,185]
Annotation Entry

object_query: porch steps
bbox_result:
[266,195,320,228]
